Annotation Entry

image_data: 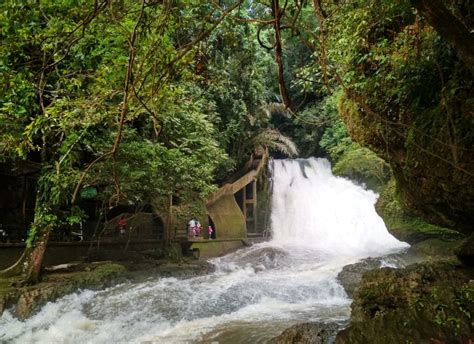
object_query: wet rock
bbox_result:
[271,322,341,344]
[16,285,59,319]
[150,261,215,278]
[335,261,474,344]
[408,238,461,259]
[337,258,382,298]
[337,253,425,298]
[376,179,465,245]
[216,246,288,271]
[2,262,127,319]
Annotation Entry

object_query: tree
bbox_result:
[0,0,242,283]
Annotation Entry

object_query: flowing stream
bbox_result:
[1,158,409,343]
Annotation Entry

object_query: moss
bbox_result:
[338,66,474,234]
[172,201,207,236]
[0,262,127,319]
[69,263,126,286]
[376,179,464,244]
[163,243,183,262]
[409,239,461,258]
[332,145,391,192]
[336,262,474,343]
[334,2,474,233]
[191,239,244,258]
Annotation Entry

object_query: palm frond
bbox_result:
[246,128,298,157]
[260,102,292,119]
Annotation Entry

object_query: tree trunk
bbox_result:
[0,228,51,283]
[272,0,292,108]
[24,229,51,284]
[410,0,474,73]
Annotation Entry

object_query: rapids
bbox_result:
[0,158,408,343]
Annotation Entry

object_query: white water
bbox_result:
[0,158,408,343]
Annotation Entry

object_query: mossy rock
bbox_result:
[1,262,127,319]
[408,238,462,259]
[336,262,474,343]
[332,145,391,192]
[376,179,464,244]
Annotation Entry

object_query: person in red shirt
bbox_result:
[118,216,127,236]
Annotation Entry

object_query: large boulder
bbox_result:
[335,262,474,343]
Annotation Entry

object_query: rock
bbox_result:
[16,286,58,319]
[271,322,341,344]
[376,179,465,245]
[408,238,461,259]
[337,258,383,298]
[456,233,474,266]
[337,253,426,298]
[335,261,474,343]
[2,262,127,319]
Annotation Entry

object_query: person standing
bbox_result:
[118,216,127,236]
[188,218,196,238]
[195,221,202,237]
[208,226,213,240]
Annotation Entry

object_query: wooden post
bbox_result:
[242,186,247,219]
[252,179,257,233]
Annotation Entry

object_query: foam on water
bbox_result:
[0,158,408,343]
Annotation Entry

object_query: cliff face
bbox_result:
[339,84,473,233]
[336,1,474,234]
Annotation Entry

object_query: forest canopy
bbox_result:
[1,0,473,282]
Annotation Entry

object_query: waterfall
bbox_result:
[0,158,408,344]
[270,158,408,257]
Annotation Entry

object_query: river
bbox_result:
[1,158,409,343]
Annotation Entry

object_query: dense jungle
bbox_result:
[0,0,473,343]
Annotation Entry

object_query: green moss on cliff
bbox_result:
[329,1,474,233]
[333,145,391,192]
[376,179,464,244]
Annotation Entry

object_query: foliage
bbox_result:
[0,0,239,249]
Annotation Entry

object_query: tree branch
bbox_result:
[272,0,292,109]
[410,0,474,73]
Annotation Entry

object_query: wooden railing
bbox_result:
[207,151,268,206]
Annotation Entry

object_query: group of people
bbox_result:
[188,218,214,240]
[188,218,202,237]
[115,215,214,240]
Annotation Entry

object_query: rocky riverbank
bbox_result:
[272,254,473,343]
[0,252,213,320]
[335,260,474,343]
